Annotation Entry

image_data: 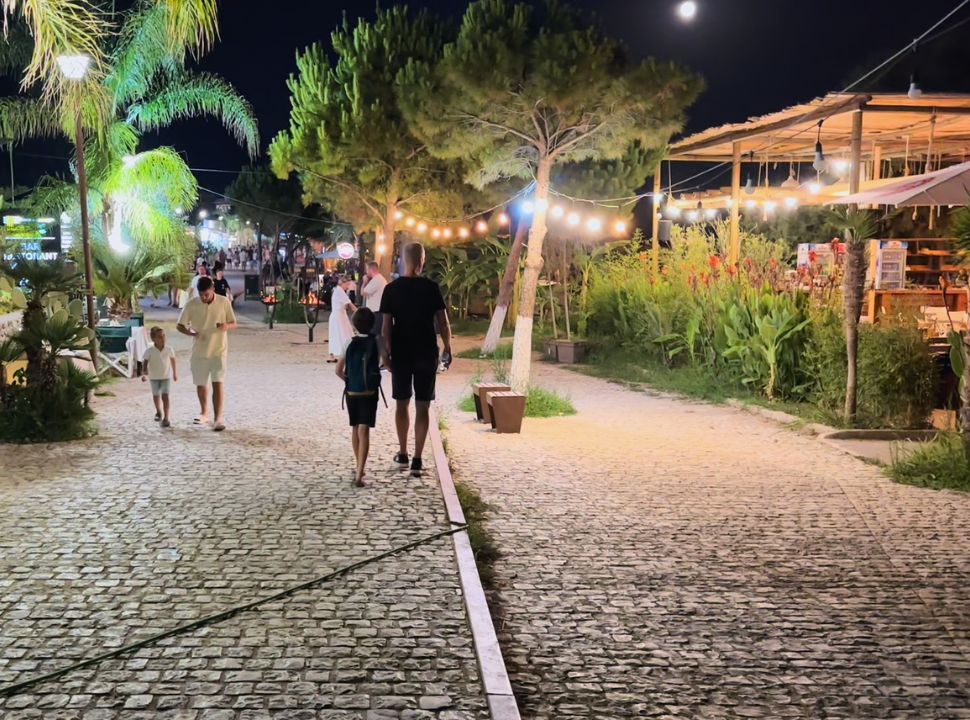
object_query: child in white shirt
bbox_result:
[142,326,178,427]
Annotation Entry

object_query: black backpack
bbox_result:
[344,336,382,397]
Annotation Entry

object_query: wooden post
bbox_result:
[651,165,662,274]
[871,144,882,181]
[849,109,863,197]
[928,113,937,230]
[729,142,741,265]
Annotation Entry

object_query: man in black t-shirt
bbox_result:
[380,242,452,478]
[212,265,231,299]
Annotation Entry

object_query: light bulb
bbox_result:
[567,212,581,226]
[475,220,488,234]
[458,227,470,239]
[405,216,416,227]
[535,198,549,211]
[497,212,510,225]
[687,210,699,222]
[521,201,535,214]
[705,208,718,219]
[613,220,628,234]
[377,243,387,253]
[744,177,755,195]
[808,182,822,195]
[586,217,603,232]
[394,209,404,220]
[443,228,452,239]
[431,228,441,239]
[785,197,799,209]
[416,222,427,234]
[550,205,564,219]
[764,201,777,213]
[654,192,666,205]
[832,159,849,174]
[908,71,922,100]
[813,141,827,172]
[745,199,757,210]
[666,206,681,218]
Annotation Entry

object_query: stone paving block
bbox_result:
[0,318,489,719]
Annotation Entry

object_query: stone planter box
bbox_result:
[553,339,588,364]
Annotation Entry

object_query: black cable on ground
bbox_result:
[0,524,467,698]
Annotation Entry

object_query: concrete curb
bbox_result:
[428,408,521,720]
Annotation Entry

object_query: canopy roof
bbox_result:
[670,93,970,162]
[834,159,970,207]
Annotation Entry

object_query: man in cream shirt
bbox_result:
[177,276,237,431]
[360,261,388,339]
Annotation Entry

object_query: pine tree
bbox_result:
[269,7,466,276]
[402,0,701,391]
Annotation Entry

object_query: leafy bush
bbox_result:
[457,386,576,417]
[0,256,100,443]
[806,310,935,428]
[888,433,970,492]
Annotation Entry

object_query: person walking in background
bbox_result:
[212,264,232,298]
[141,326,177,428]
[188,265,208,300]
[336,308,388,487]
[360,261,388,343]
[177,277,237,432]
[327,275,357,363]
[380,242,452,478]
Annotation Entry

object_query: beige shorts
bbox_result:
[191,355,227,386]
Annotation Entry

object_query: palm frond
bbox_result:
[107,1,180,108]
[951,206,970,258]
[0,20,33,75]
[26,174,106,223]
[0,96,59,142]
[126,72,259,156]
[826,207,878,245]
[154,0,218,58]
[3,0,106,91]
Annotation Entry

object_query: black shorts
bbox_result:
[391,353,438,402]
[346,393,379,427]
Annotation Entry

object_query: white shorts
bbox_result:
[191,355,227,386]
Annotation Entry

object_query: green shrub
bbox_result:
[457,343,512,360]
[888,433,970,492]
[455,482,501,588]
[457,386,576,417]
[806,310,935,428]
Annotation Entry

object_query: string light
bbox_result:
[431,228,442,239]
[613,220,628,234]
[459,227,470,239]
[808,182,822,195]
[377,243,387,253]
[550,205,565,219]
[764,201,778,213]
[785,196,799,209]
[567,212,581,226]
[405,216,416,227]
[813,120,827,173]
[536,198,549,211]
[394,209,404,220]
[416,222,428,234]
[585,217,603,232]
[443,228,452,239]
[705,208,718,219]
[497,212,510,226]
[475,220,488,234]
[521,201,535,214]
[745,199,758,210]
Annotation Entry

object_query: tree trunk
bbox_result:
[510,156,552,392]
[482,219,528,354]
[562,249,571,340]
[842,235,866,424]
[963,288,970,454]
[380,202,397,278]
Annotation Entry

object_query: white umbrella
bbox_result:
[834,160,970,207]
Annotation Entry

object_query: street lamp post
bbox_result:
[57,54,98,370]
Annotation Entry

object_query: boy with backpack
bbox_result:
[336,308,388,487]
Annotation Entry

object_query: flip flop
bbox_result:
[193,416,209,425]
[213,422,226,432]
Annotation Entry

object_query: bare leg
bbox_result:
[161,394,170,422]
[355,425,370,486]
[351,427,359,464]
[212,382,224,424]
[152,394,162,416]
[395,400,410,455]
[414,401,431,460]
[196,385,208,419]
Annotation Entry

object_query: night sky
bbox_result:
[8,0,970,197]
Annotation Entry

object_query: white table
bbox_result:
[125,326,151,378]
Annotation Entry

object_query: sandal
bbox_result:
[193,416,209,425]
[213,422,226,432]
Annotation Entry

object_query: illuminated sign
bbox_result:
[2,215,61,262]
[336,242,355,260]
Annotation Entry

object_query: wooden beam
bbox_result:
[670,94,870,157]
[861,104,970,115]
[729,142,741,265]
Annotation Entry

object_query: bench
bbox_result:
[487,391,527,434]
[472,382,511,424]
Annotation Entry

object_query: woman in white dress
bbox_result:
[327,275,357,363]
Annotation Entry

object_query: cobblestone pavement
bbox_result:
[436,342,970,720]
[0,311,489,720]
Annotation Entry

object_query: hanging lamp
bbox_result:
[908,45,923,100]
[813,120,827,173]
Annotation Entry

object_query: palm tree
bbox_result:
[828,208,878,425]
[91,242,179,318]
[2,0,257,254]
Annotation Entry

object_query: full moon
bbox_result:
[677,1,698,21]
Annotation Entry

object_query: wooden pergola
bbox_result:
[659,92,970,263]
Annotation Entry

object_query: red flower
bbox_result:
[709,255,721,270]
[808,250,818,264]
[726,264,738,276]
